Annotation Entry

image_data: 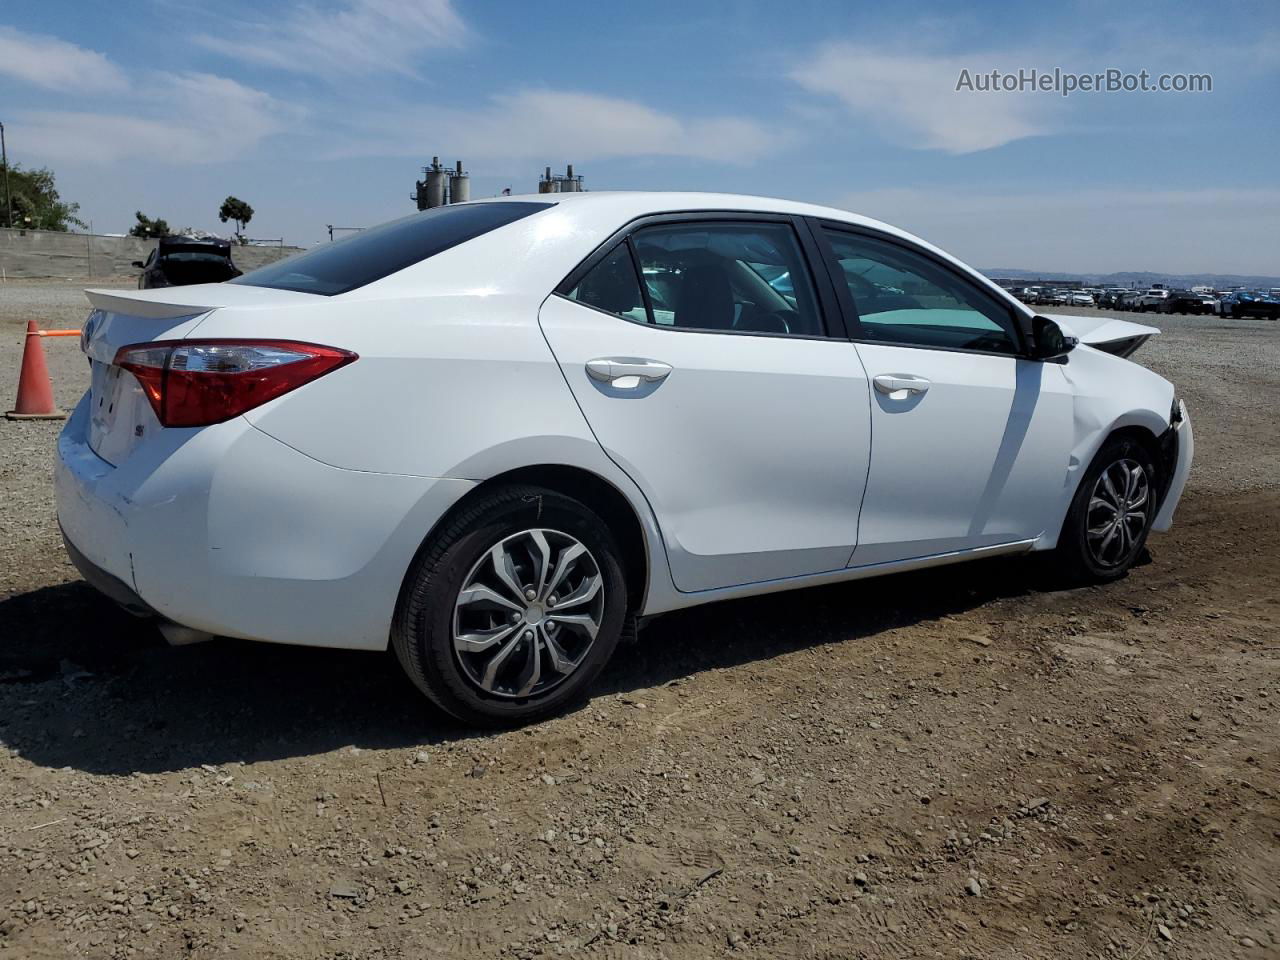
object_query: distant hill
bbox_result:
[982,268,1280,289]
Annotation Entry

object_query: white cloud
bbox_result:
[837,186,1280,275]
[793,44,1051,154]
[14,73,297,165]
[792,28,1280,155]
[195,0,467,76]
[343,89,778,165]
[0,25,128,93]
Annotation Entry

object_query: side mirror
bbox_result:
[131,261,145,269]
[1030,315,1076,362]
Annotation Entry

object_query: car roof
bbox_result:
[480,190,1005,286]
[474,190,911,233]
[356,191,1026,315]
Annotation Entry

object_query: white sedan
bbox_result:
[56,193,1192,725]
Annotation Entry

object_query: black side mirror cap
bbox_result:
[130,261,145,269]
[1030,315,1077,362]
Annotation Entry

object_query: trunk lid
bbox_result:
[80,284,322,464]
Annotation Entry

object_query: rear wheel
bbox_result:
[392,485,628,726]
[1052,437,1158,584]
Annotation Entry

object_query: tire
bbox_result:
[1052,436,1159,584]
[392,485,628,726]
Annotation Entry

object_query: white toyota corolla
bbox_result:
[56,192,1192,724]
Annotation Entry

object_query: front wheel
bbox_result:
[1052,437,1159,584]
[392,485,628,726]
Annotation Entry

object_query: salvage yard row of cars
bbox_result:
[1012,284,1280,318]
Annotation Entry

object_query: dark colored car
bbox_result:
[1219,291,1280,319]
[1113,291,1144,312]
[1160,290,1218,315]
[133,236,242,289]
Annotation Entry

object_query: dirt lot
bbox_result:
[1,283,1277,959]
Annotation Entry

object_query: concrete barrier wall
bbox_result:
[0,228,304,280]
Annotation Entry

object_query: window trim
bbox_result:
[554,211,843,341]
[808,218,1032,358]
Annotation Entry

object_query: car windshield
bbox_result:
[231,202,553,296]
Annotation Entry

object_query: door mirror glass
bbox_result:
[1031,315,1076,361]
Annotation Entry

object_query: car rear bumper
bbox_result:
[55,393,476,650]
[60,523,156,617]
[1152,401,1193,533]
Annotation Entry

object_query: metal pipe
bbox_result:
[0,121,12,230]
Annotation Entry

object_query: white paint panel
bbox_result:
[541,295,872,592]
[852,344,1074,565]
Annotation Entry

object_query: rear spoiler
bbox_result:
[84,289,217,321]
[84,284,321,321]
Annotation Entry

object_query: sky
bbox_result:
[1,0,1278,274]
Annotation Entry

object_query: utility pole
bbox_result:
[0,121,13,230]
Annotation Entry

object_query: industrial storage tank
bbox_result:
[425,157,448,209]
[449,160,470,204]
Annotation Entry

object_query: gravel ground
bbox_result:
[1,282,1277,959]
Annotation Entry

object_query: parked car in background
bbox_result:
[133,236,242,289]
[58,192,1192,725]
[1219,290,1280,319]
[1135,289,1172,312]
[1041,290,1070,306]
[1160,290,1218,315]
[1069,291,1096,306]
[1114,291,1142,312]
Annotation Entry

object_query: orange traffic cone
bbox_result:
[6,320,66,420]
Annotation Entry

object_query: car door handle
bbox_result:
[873,374,931,396]
[586,358,672,387]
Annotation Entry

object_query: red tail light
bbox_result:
[114,340,357,427]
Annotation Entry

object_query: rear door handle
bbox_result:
[586,358,672,388]
[873,374,931,397]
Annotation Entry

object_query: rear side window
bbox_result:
[231,201,552,296]
[564,242,648,323]
[632,222,824,336]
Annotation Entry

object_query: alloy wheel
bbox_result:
[452,528,605,698]
[1086,458,1151,568]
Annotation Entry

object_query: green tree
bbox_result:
[0,162,86,231]
[128,211,171,238]
[217,196,254,243]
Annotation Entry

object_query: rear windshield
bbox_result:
[160,251,233,263]
[231,201,553,296]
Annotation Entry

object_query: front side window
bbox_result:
[232,201,552,296]
[629,222,825,337]
[823,229,1019,354]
